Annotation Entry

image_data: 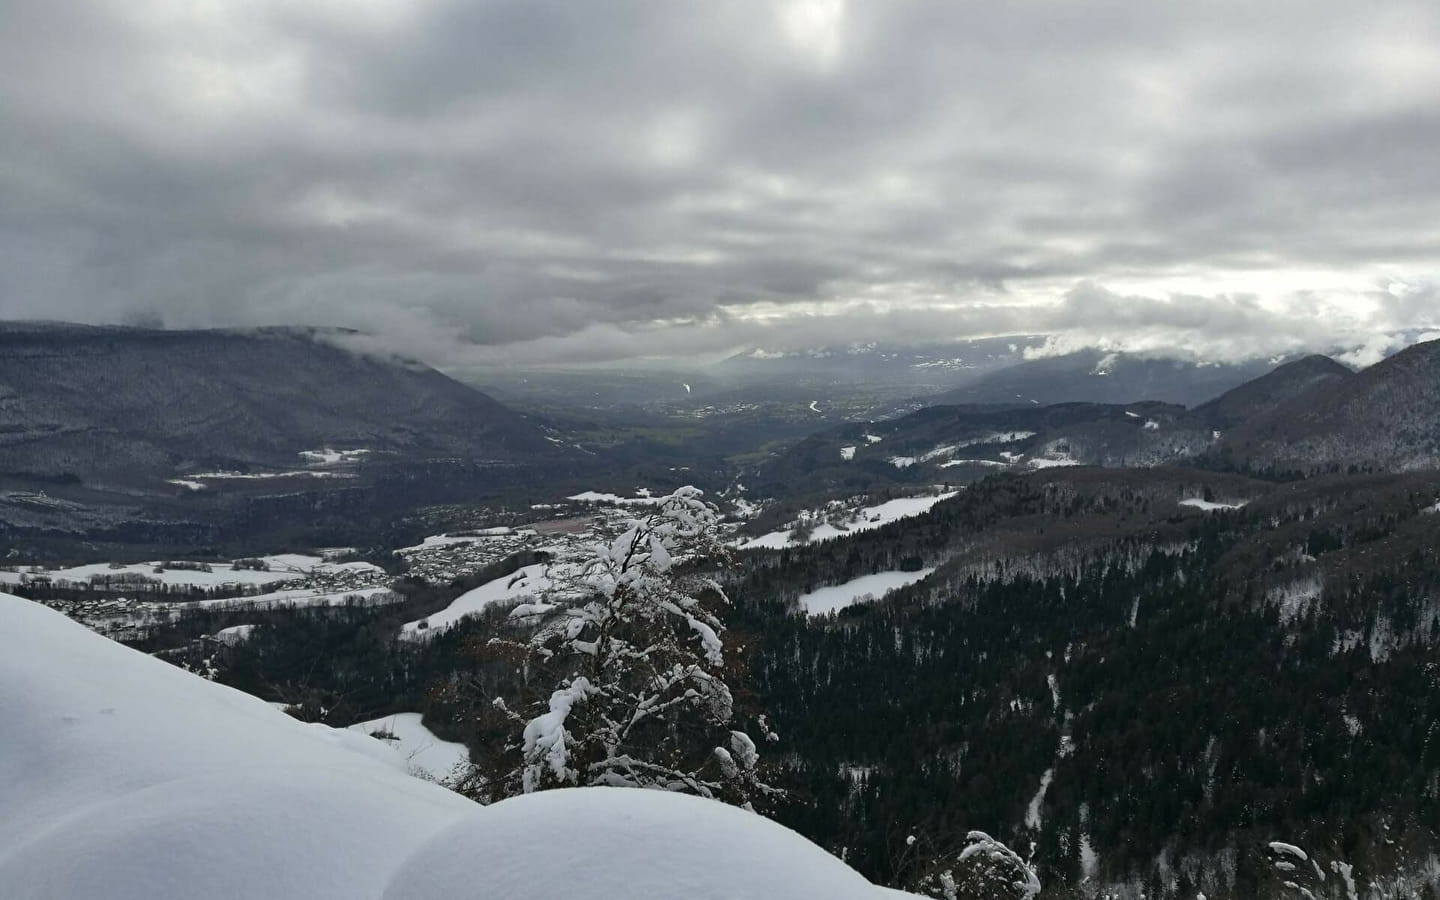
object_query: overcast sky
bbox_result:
[3,0,1439,367]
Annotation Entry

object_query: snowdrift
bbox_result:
[385,787,884,900]
[0,595,911,899]
[0,594,473,900]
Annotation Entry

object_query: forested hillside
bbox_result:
[113,465,1440,898]
[735,469,1440,897]
[0,322,567,487]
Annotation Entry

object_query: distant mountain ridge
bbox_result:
[919,349,1281,408]
[1214,339,1440,474]
[1194,354,1355,429]
[0,322,566,488]
[752,339,1440,495]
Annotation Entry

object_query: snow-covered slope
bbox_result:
[797,568,937,615]
[400,562,552,636]
[0,594,473,900]
[383,787,885,900]
[742,492,958,550]
[345,713,470,782]
[0,594,912,899]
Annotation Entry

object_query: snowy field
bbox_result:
[299,448,371,465]
[1179,497,1249,511]
[742,492,958,550]
[1027,456,1081,469]
[0,553,382,590]
[400,563,552,637]
[796,568,936,616]
[0,593,912,899]
[214,623,258,643]
[566,490,665,506]
[345,713,470,783]
[395,530,516,553]
[170,470,356,486]
[179,585,398,611]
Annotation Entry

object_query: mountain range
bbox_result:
[0,322,567,489]
[751,339,1440,496]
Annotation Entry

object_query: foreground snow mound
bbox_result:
[384,787,884,900]
[0,594,473,900]
[0,595,912,899]
[2,768,464,900]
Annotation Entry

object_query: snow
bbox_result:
[864,433,883,443]
[938,458,1008,468]
[169,478,208,490]
[567,491,666,506]
[401,563,552,637]
[742,492,959,550]
[184,469,355,480]
[346,713,470,783]
[0,593,474,900]
[955,832,1041,900]
[840,445,856,460]
[1268,577,1323,625]
[889,435,1033,469]
[1028,456,1081,469]
[1144,419,1161,430]
[1179,498,1249,511]
[1269,842,1310,862]
[1080,833,1100,880]
[797,568,936,615]
[730,497,762,519]
[1025,768,1055,829]
[299,448,371,465]
[1424,500,1440,514]
[214,623,258,644]
[0,554,382,590]
[382,788,888,900]
[180,586,399,611]
[954,430,1035,447]
[0,594,913,899]
[397,533,490,552]
[809,400,822,413]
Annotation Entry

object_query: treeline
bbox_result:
[727,472,1440,897]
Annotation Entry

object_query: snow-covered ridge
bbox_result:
[0,595,910,899]
[742,492,959,550]
[401,563,553,637]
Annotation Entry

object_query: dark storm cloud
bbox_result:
[2,0,1439,365]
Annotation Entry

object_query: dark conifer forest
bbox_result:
[132,466,1440,897]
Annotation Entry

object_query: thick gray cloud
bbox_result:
[2,0,1438,366]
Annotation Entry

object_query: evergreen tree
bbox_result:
[470,487,778,809]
